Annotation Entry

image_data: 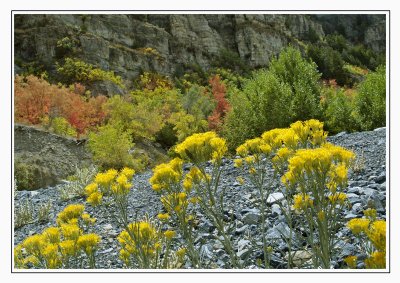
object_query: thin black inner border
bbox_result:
[10,9,391,274]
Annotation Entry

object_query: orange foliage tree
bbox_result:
[14,75,107,138]
[207,75,230,131]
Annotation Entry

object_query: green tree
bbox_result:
[354,65,386,130]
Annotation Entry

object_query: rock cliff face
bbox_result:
[14,14,385,92]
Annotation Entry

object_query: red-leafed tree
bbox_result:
[207,75,230,131]
[14,75,108,138]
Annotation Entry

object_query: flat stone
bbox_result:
[242,209,261,225]
[266,192,284,204]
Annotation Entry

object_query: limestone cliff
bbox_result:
[14,14,385,94]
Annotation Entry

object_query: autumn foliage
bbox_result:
[207,75,230,131]
[14,75,107,137]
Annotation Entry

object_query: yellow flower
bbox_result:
[292,194,313,212]
[150,159,183,192]
[366,220,386,251]
[157,213,170,221]
[87,191,103,207]
[344,255,357,268]
[56,204,85,225]
[347,218,370,235]
[175,132,227,163]
[236,176,245,185]
[234,158,243,168]
[59,240,77,257]
[364,208,377,220]
[120,167,135,180]
[328,192,347,205]
[365,251,385,269]
[244,156,255,165]
[42,243,61,268]
[183,177,193,192]
[116,174,128,186]
[43,227,60,244]
[84,183,98,197]
[176,248,186,258]
[249,167,256,175]
[22,234,46,256]
[60,223,81,241]
[82,213,96,225]
[178,192,187,201]
[77,233,101,254]
[164,230,176,240]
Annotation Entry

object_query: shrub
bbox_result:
[224,47,323,150]
[268,47,322,122]
[321,86,358,134]
[354,65,386,130]
[14,75,108,137]
[50,117,77,137]
[307,43,351,85]
[56,58,124,88]
[59,166,98,200]
[223,69,293,150]
[14,200,34,229]
[346,209,386,269]
[207,75,230,131]
[14,204,100,269]
[87,123,135,170]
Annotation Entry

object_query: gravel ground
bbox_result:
[13,127,387,269]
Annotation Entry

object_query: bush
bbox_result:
[56,58,124,88]
[321,86,358,134]
[223,69,292,149]
[268,47,322,122]
[207,75,230,131]
[50,117,77,137]
[307,43,351,86]
[87,123,135,170]
[14,75,108,137]
[354,65,386,130]
[224,47,322,149]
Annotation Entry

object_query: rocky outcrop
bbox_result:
[14,123,92,190]
[14,14,385,95]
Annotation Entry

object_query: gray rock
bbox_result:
[271,204,282,216]
[242,209,261,225]
[266,192,284,204]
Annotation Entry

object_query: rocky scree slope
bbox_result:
[14,128,387,269]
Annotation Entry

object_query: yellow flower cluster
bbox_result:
[347,215,386,269]
[150,158,183,192]
[175,131,227,163]
[56,204,85,225]
[328,192,348,205]
[344,255,357,268]
[365,251,386,269]
[14,204,100,269]
[235,119,328,172]
[85,167,135,206]
[281,143,354,189]
[292,193,314,212]
[117,221,162,266]
[347,218,371,235]
[77,233,101,255]
[161,193,189,214]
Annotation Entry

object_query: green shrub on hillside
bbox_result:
[321,87,358,134]
[87,123,134,170]
[56,58,124,88]
[268,47,322,122]
[224,47,322,149]
[354,65,386,130]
